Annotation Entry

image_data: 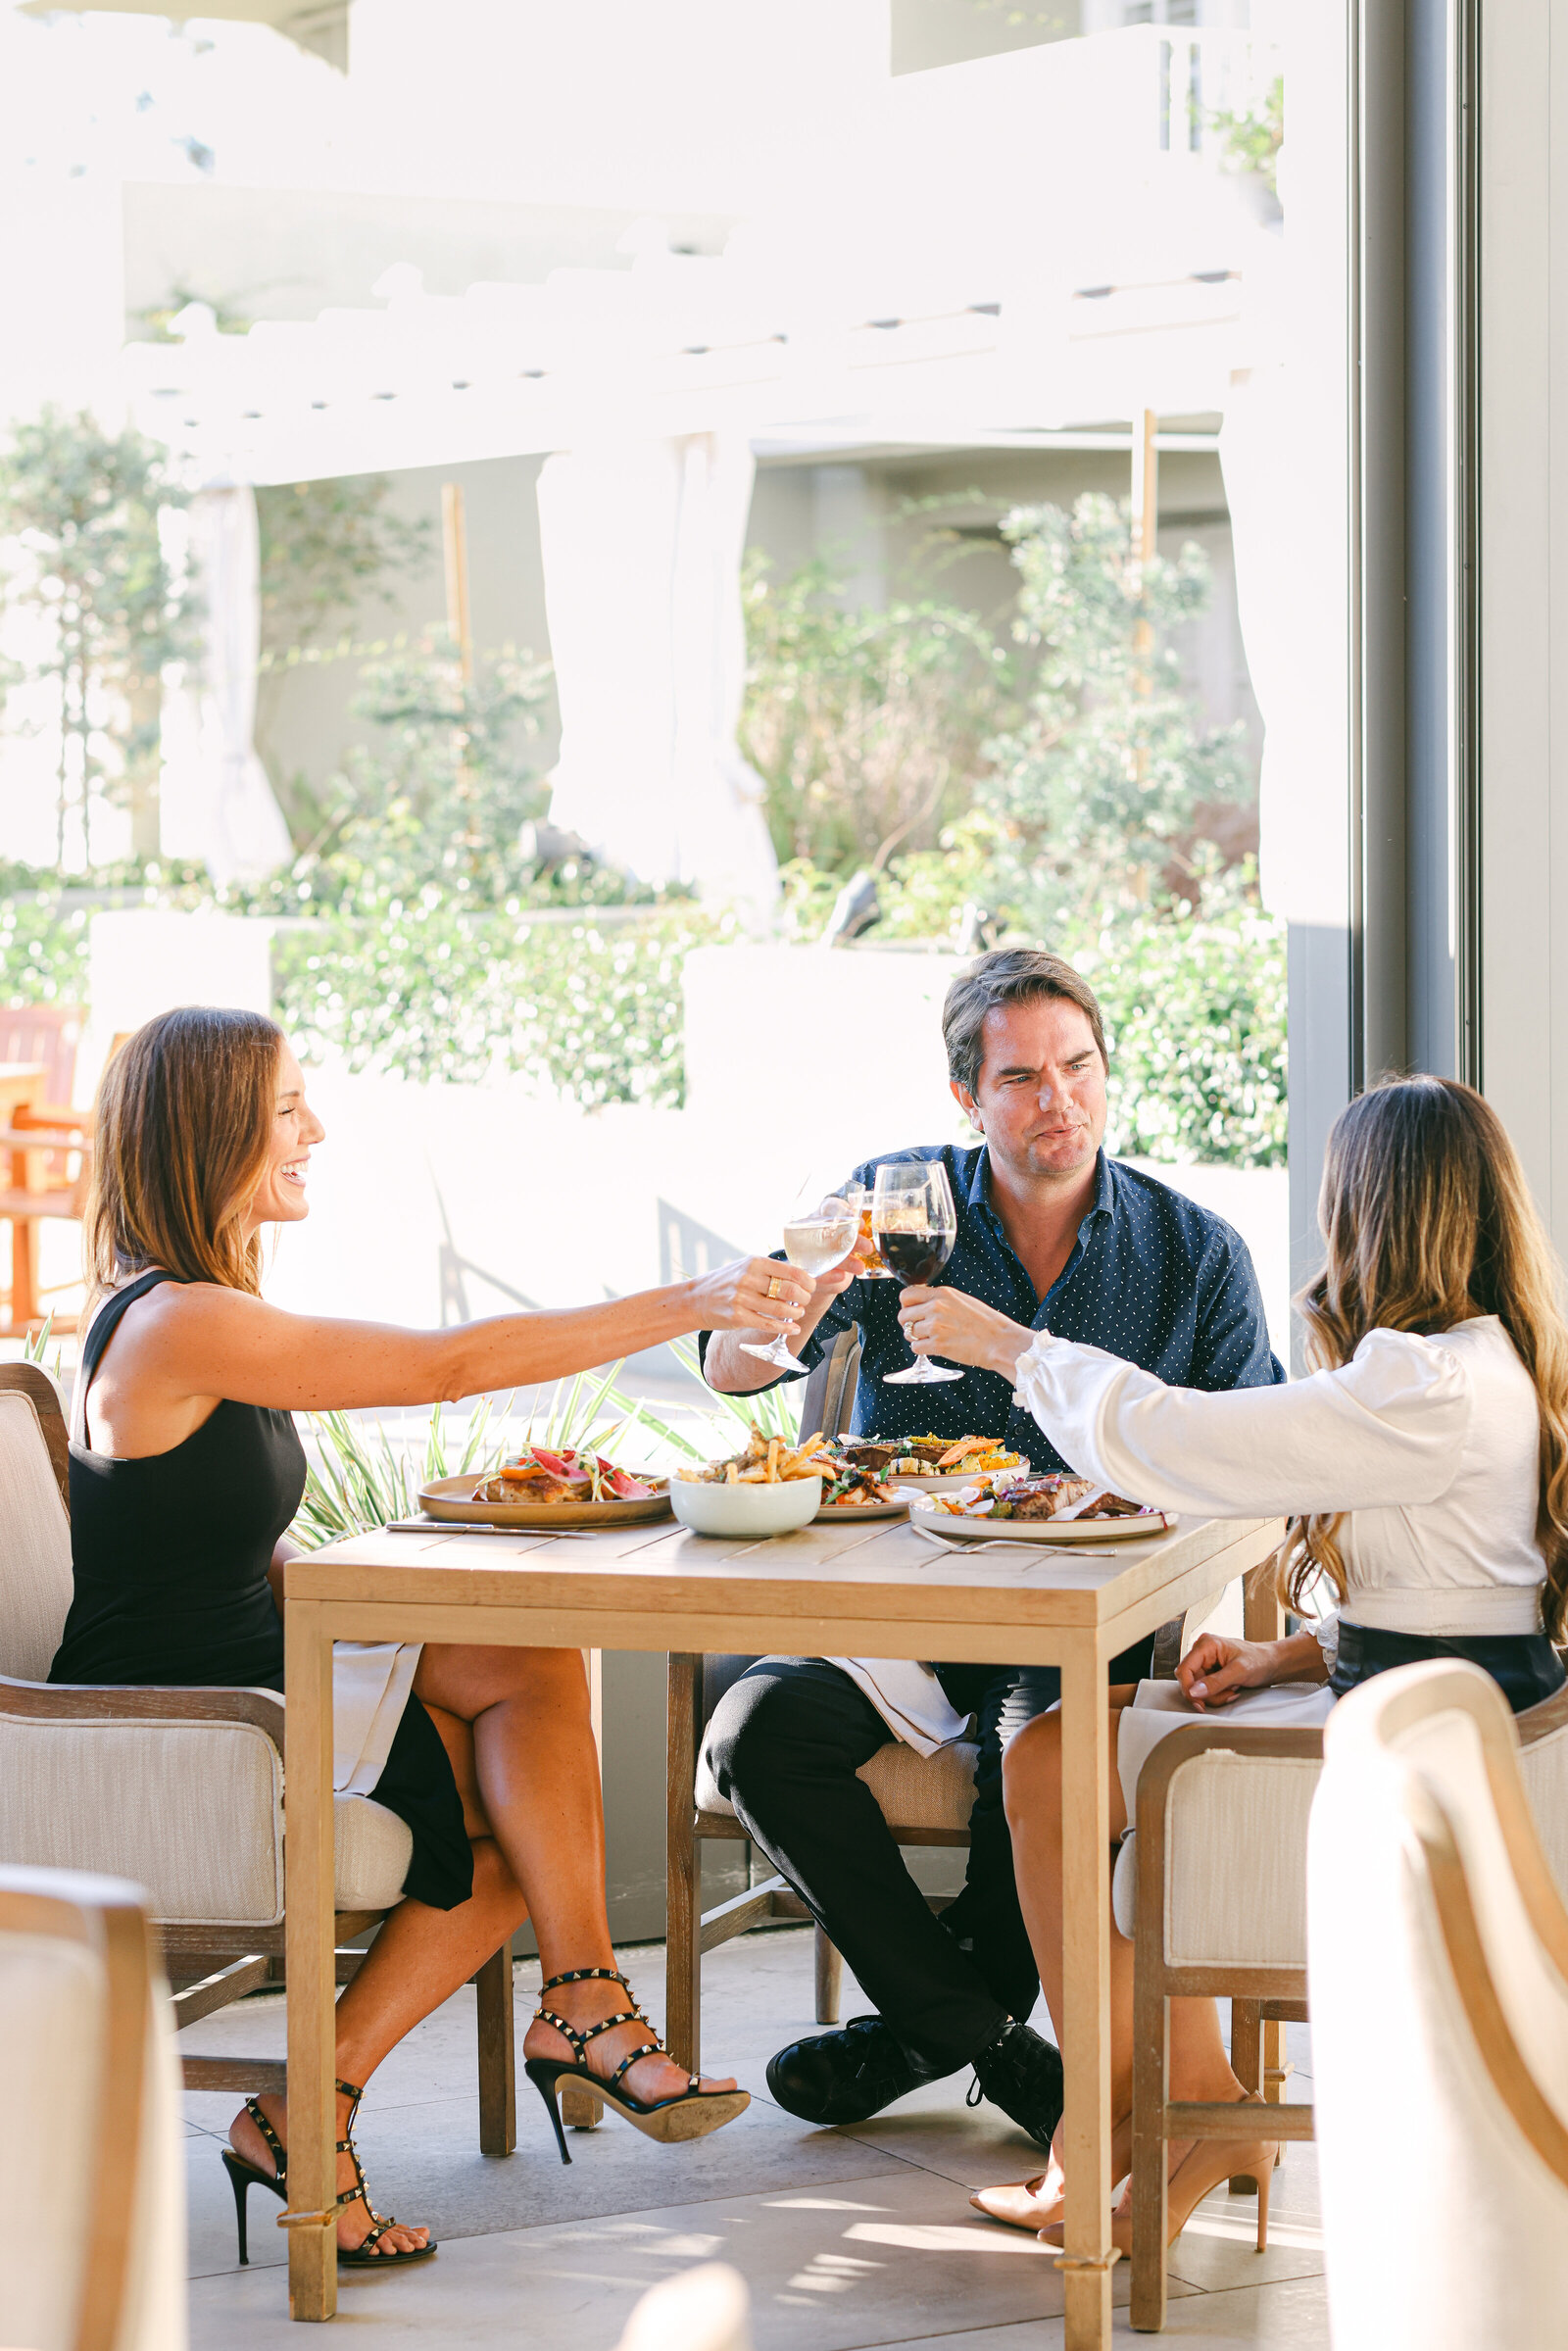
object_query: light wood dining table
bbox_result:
[282,1505,1284,2340]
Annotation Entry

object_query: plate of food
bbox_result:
[419,1445,671,1528]
[814,1458,910,1519]
[832,1434,1029,1493]
[910,1474,1174,1544]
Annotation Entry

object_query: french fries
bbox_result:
[677,1425,836,1485]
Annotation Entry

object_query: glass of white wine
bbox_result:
[739,1189,859,1377]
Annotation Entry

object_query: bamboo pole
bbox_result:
[1130,408,1158,791]
[442,481,473,681]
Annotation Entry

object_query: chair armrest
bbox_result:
[0,1678,285,1758]
[1135,1720,1325,1841]
[1131,1721,1325,1971]
[0,1680,291,1923]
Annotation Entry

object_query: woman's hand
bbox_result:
[1176,1635,1281,1710]
[689,1255,814,1338]
[898,1285,1035,1380]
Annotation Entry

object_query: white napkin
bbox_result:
[330,1641,422,1794]
[824,1657,972,1756]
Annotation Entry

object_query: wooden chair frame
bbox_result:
[0,1867,155,2351]
[0,1364,519,2150]
[1128,1672,1568,2330]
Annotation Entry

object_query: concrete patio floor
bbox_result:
[180,1926,1324,2349]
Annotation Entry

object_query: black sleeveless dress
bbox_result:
[50,1269,472,1910]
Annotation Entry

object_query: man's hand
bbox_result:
[897,1285,1035,1381]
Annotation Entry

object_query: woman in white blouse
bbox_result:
[895,1076,1568,2250]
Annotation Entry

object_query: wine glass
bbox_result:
[738,1189,859,1376]
[840,1181,896,1278]
[872,1159,963,1386]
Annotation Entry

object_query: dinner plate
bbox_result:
[908,1503,1175,1545]
[416,1474,672,1529]
[813,1493,910,1522]
[834,1455,1029,1494]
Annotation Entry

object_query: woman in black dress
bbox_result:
[50,1007,819,2265]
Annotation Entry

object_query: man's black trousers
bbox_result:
[701,1641,1154,2078]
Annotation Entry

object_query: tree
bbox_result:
[0,410,193,869]
[978,494,1249,934]
[739,554,1009,875]
[253,473,433,848]
[292,635,554,905]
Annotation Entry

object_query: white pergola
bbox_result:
[112,21,1299,905]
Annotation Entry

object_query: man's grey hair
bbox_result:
[942,948,1109,1098]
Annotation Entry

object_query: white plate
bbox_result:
[418,1473,671,1529]
[909,1503,1174,1544]
[835,1454,1029,1494]
[813,1493,910,1522]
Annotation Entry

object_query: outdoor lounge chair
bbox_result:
[0,1363,518,2151]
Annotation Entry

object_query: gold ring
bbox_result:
[766,1276,783,1299]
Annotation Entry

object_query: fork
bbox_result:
[907,1522,1077,1559]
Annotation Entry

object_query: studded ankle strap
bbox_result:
[537,1967,631,1997]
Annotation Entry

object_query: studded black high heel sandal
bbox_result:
[220,2080,437,2268]
[523,1967,749,2161]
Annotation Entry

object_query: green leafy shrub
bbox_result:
[1078,868,1287,1168]
[741,553,1008,872]
[0,892,91,1001]
[272,901,721,1100]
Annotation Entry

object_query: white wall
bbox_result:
[1476,0,1568,1241]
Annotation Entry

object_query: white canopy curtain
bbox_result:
[536,432,779,927]
[159,486,294,887]
[1217,10,1350,934]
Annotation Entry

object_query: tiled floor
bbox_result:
[181,1927,1324,2348]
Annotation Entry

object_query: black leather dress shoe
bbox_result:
[969,2018,1065,2150]
[765,2015,938,2126]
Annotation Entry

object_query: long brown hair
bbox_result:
[85,1006,285,1298]
[1277,1076,1568,1641]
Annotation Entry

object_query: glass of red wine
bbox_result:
[872,1158,963,1386]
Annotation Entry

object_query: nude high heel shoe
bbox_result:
[1038,2092,1280,2258]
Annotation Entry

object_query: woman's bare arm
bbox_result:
[100,1256,811,1420]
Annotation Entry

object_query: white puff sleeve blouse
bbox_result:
[1011,1315,1547,1637]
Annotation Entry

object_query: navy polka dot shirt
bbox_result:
[702,1143,1284,1461]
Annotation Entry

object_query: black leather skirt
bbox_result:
[1331,1622,1565,1716]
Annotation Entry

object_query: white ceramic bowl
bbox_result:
[669,1474,823,1538]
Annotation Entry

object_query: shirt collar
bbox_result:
[971,1144,1115,1233]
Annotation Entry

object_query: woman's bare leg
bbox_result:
[414,1642,736,2102]
[992,1701,1243,2224]
[229,1833,529,2254]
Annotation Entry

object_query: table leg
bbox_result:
[1242,1572,1290,2112]
[1056,1643,1117,2350]
[284,1602,338,2321]
[665,1653,702,2077]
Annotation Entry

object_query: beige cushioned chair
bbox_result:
[1309,1660,1568,2351]
[0,1364,516,2145]
[1118,1663,1568,2330]
[0,1862,185,2351]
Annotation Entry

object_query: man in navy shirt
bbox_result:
[700,948,1282,2146]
